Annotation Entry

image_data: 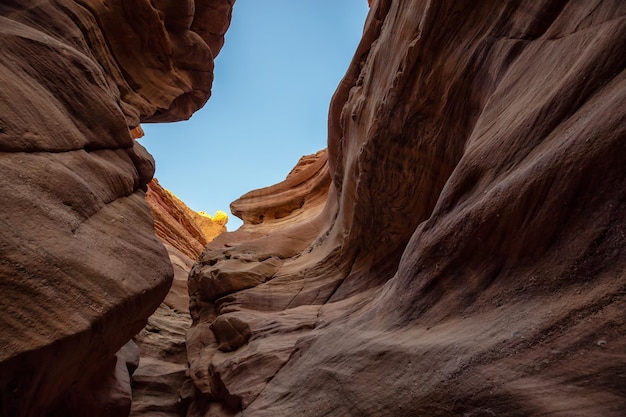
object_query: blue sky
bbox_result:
[140,1,369,230]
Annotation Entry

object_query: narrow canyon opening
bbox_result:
[139,2,370,231]
[129,3,371,415]
[1,1,624,417]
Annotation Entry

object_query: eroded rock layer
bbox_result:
[146,178,227,260]
[188,1,626,416]
[130,244,194,417]
[132,181,226,416]
[0,1,233,416]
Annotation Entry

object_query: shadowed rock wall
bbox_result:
[0,1,233,416]
[131,180,227,417]
[188,1,626,416]
[1,1,624,416]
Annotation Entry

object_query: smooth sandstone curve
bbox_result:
[188,1,626,416]
[0,1,233,416]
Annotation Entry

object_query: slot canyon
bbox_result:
[0,1,625,416]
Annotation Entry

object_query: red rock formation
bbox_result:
[188,1,626,416]
[145,178,226,260]
[230,149,330,226]
[130,244,194,417]
[0,1,233,416]
[132,180,227,416]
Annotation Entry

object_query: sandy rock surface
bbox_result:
[1,0,624,416]
[0,1,232,416]
[188,1,626,416]
[132,183,227,416]
[146,178,227,260]
[130,245,193,417]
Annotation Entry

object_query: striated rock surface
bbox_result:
[0,1,233,416]
[188,1,626,416]
[230,149,331,226]
[130,244,194,417]
[146,178,227,260]
[132,182,227,417]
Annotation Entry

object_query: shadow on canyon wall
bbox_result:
[0,1,625,417]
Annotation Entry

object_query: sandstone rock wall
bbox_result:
[146,178,227,260]
[188,1,626,416]
[132,180,227,417]
[130,244,194,417]
[0,1,233,416]
[2,1,624,416]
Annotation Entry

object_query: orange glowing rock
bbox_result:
[130,125,144,139]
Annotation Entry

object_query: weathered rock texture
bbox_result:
[130,244,194,417]
[132,181,226,417]
[188,1,626,416]
[0,1,233,416]
[146,178,227,259]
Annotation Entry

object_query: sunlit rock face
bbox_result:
[188,1,626,416]
[0,1,232,416]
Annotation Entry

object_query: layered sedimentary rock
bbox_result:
[0,1,232,416]
[132,181,226,416]
[188,1,626,416]
[146,178,227,259]
[229,149,331,226]
[130,244,194,417]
